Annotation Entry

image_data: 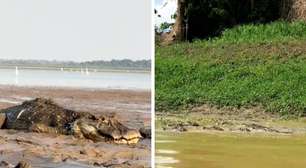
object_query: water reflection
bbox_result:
[156,139,179,168]
[15,75,18,85]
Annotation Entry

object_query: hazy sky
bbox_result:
[0,0,151,62]
[155,0,177,26]
[155,0,163,6]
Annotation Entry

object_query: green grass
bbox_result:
[156,21,306,116]
[212,21,306,43]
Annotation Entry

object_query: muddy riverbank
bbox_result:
[0,85,151,168]
[156,105,306,135]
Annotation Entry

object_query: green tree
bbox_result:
[167,0,296,42]
[160,22,173,32]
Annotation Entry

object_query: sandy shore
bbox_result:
[0,85,151,168]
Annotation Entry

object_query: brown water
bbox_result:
[156,132,306,168]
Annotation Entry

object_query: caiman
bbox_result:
[0,98,142,144]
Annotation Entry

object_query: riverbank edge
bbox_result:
[0,84,151,93]
[0,65,151,73]
[156,105,306,135]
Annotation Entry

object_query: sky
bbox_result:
[0,0,151,62]
[155,0,177,26]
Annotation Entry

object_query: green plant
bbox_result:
[156,21,306,116]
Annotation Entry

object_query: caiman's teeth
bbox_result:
[114,138,128,144]
[114,137,140,144]
[127,138,140,144]
[123,130,142,140]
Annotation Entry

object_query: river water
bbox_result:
[0,68,150,90]
[156,132,306,168]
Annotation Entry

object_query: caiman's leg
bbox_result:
[0,113,6,128]
[71,120,106,142]
[29,124,64,134]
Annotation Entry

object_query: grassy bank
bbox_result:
[156,21,306,116]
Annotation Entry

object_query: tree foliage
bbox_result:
[182,0,281,40]
[159,22,173,32]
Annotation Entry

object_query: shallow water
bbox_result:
[0,68,150,90]
[156,132,306,168]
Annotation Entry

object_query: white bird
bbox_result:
[15,66,19,85]
[15,66,19,76]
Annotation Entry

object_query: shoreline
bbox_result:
[156,105,306,136]
[0,65,151,74]
[0,84,151,93]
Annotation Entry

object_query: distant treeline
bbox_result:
[0,59,151,71]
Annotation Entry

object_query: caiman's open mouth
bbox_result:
[72,118,142,144]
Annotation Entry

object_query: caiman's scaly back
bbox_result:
[0,98,142,144]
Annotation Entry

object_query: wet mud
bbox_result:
[0,85,151,168]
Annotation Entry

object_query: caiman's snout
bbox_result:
[72,118,142,144]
